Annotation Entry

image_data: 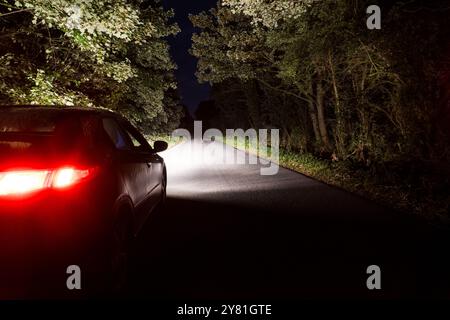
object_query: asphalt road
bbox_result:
[128,140,450,299]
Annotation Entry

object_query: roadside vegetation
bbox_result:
[192,0,450,221]
[223,136,449,224]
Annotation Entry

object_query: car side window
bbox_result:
[123,128,143,148]
[102,118,132,150]
[121,121,153,153]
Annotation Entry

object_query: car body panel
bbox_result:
[0,105,167,297]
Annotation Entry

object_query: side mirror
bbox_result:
[153,140,168,153]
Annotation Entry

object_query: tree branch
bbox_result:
[256,78,312,105]
[0,8,31,18]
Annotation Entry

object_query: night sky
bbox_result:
[162,0,218,115]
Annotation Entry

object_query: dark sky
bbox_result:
[162,0,218,115]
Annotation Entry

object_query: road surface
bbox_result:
[129,140,450,299]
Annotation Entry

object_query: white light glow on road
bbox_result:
[159,140,316,203]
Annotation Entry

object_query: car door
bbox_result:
[102,117,150,215]
[118,120,163,229]
[120,121,162,199]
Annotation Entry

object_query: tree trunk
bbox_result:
[316,79,330,149]
[328,50,345,157]
[244,80,261,128]
[307,80,321,144]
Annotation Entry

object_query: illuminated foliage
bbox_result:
[0,0,182,133]
[223,0,314,27]
[191,0,450,165]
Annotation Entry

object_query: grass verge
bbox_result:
[222,136,449,225]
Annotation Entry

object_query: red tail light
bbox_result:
[0,167,95,196]
[52,167,92,189]
[0,170,50,196]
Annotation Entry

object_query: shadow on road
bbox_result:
[128,195,450,300]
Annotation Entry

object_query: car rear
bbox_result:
[0,107,118,298]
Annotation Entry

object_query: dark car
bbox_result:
[0,105,168,298]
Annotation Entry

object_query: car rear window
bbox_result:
[0,110,117,166]
[0,110,98,159]
[0,134,53,155]
[0,110,59,133]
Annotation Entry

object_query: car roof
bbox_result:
[0,105,118,117]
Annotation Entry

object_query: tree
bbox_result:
[0,0,183,134]
[191,0,450,167]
